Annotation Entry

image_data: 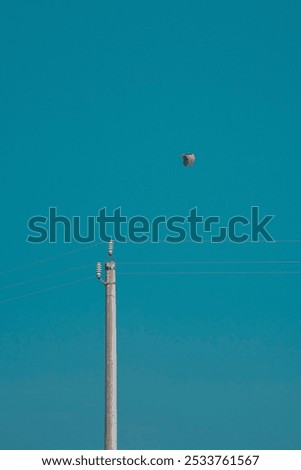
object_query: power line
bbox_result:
[1,259,301,291]
[0,239,301,276]
[0,243,102,277]
[118,270,301,275]
[118,260,301,266]
[1,238,301,277]
[0,263,93,291]
[124,239,301,244]
[1,269,300,304]
[0,276,94,305]
[0,237,300,281]
[273,240,301,243]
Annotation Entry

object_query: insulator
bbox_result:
[108,239,114,256]
[96,262,102,279]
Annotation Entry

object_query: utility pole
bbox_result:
[96,240,117,450]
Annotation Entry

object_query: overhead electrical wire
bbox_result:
[1,269,301,305]
[0,276,94,305]
[118,270,301,275]
[0,263,93,291]
[1,260,301,292]
[0,238,301,277]
[118,260,301,265]
[0,242,102,276]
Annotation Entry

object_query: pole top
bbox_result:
[105,261,115,270]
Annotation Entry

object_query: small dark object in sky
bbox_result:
[182,153,196,167]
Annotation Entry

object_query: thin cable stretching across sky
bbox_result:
[0,238,300,277]
[1,260,301,291]
[0,242,102,277]
[273,240,301,243]
[124,239,301,244]
[118,260,301,266]
[118,271,301,275]
[0,263,93,291]
[0,276,94,305]
[1,270,301,304]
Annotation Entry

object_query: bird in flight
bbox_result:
[181,153,196,167]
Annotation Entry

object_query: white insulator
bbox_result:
[108,239,114,256]
[96,262,102,279]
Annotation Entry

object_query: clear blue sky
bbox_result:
[0,1,301,449]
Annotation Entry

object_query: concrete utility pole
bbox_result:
[96,240,117,450]
[104,260,117,450]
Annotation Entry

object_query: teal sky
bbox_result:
[1,1,301,449]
